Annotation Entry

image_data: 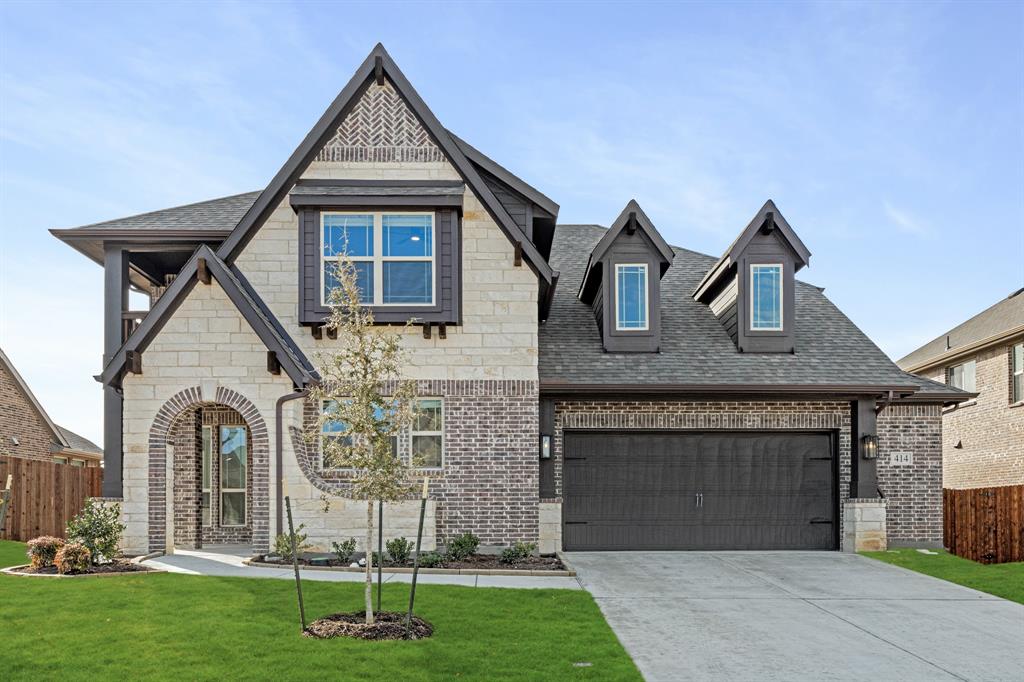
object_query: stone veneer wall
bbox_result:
[543,399,943,551]
[292,380,539,546]
[923,341,1024,489]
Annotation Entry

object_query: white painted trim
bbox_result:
[614,263,649,331]
[320,211,436,307]
[749,263,784,331]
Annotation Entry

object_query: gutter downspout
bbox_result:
[276,387,310,537]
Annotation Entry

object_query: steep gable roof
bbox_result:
[99,246,317,388]
[693,200,811,302]
[216,44,553,283]
[56,426,102,456]
[897,288,1024,371]
[0,347,70,449]
[578,200,675,303]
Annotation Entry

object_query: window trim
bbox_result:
[1012,342,1023,404]
[320,210,436,308]
[219,425,248,528]
[614,263,650,332]
[749,263,784,331]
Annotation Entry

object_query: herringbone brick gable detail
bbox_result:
[316,79,444,163]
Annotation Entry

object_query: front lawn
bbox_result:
[0,541,639,681]
[862,548,1024,604]
[0,539,27,568]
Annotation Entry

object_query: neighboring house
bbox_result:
[0,348,102,466]
[52,45,968,556]
[897,289,1023,489]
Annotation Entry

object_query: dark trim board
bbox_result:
[561,428,839,551]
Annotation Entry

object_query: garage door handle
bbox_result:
[809,518,833,524]
[565,521,588,525]
[564,456,587,461]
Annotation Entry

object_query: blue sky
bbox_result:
[1,1,1022,445]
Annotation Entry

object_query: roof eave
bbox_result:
[899,324,1024,373]
[539,381,920,398]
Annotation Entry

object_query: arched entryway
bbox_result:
[148,386,269,552]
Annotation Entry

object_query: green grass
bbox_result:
[0,541,639,681]
[0,539,28,568]
[862,548,1024,604]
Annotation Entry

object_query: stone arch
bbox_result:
[147,386,270,552]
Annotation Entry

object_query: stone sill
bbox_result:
[1009,401,1024,410]
[244,558,575,577]
[943,399,977,414]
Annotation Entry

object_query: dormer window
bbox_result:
[750,264,783,331]
[615,264,649,331]
[321,211,435,307]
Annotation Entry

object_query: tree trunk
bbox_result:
[365,498,375,624]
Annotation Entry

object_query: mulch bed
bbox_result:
[259,553,566,571]
[303,611,433,640]
[12,559,152,576]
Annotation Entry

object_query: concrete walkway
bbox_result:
[143,547,582,590]
[568,551,1024,682]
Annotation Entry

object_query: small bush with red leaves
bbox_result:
[26,536,65,568]
[54,542,92,574]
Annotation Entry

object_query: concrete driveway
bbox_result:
[568,551,1024,681]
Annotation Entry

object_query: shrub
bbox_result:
[273,523,312,561]
[417,551,443,568]
[500,541,537,565]
[386,537,413,565]
[445,532,480,561]
[331,538,357,564]
[26,536,65,569]
[54,543,91,574]
[66,500,125,564]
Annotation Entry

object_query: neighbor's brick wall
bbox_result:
[547,399,944,549]
[922,340,1024,489]
[0,361,61,462]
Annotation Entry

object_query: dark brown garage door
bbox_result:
[563,431,836,551]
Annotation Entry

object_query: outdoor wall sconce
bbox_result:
[540,435,552,459]
[861,434,878,460]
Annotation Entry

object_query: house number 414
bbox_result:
[891,451,914,466]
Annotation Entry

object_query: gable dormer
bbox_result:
[694,200,811,353]
[578,201,674,353]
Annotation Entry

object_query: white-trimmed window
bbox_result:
[201,426,212,527]
[219,425,247,527]
[70,458,84,468]
[750,264,783,330]
[615,264,648,331]
[321,212,435,307]
[948,359,976,393]
[54,456,67,465]
[411,398,443,469]
[1012,342,1023,403]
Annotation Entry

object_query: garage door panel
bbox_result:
[563,431,835,551]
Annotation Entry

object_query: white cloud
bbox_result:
[883,200,930,236]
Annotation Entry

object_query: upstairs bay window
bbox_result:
[322,212,435,307]
[750,264,783,331]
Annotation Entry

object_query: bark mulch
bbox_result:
[303,611,434,640]
[13,560,152,575]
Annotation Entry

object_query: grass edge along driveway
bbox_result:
[0,541,640,681]
[862,548,1024,604]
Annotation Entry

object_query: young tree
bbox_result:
[309,254,417,625]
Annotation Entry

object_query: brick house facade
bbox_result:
[54,45,965,556]
[899,292,1024,490]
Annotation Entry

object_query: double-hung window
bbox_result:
[411,399,443,468]
[320,401,398,469]
[615,264,648,331]
[1012,342,1023,403]
[201,426,212,527]
[948,359,977,393]
[322,212,434,307]
[219,425,247,527]
[750,264,783,330]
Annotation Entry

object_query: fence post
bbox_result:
[0,474,12,536]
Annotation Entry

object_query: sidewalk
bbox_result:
[144,547,582,590]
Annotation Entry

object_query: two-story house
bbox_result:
[53,45,969,556]
[898,289,1023,490]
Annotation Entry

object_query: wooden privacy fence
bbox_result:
[943,485,1024,564]
[0,456,103,542]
